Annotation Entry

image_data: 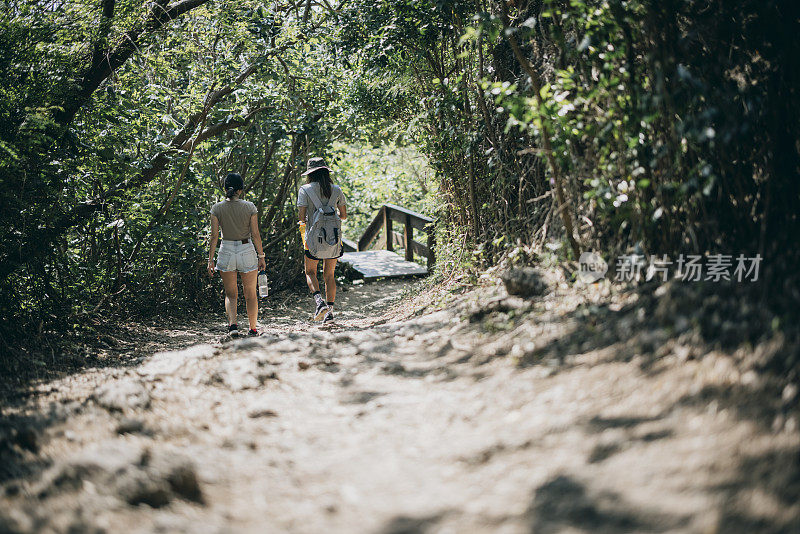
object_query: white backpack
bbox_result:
[304,185,342,259]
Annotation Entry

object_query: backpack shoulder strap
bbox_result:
[304,185,324,210]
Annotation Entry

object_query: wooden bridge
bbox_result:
[340,204,435,280]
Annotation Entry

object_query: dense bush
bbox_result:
[338,0,800,301]
[1,0,798,358]
[0,2,350,347]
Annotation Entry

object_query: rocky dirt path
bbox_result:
[1,275,798,533]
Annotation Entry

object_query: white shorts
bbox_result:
[216,240,258,273]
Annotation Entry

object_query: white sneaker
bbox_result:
[313,300,329,322]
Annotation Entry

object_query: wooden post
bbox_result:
[404,214,413,261]
[427,224,435,272]
[384,207,393,252]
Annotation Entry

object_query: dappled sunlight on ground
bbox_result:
[1,276,797,533]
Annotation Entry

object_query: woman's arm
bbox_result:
[298,206,306,225]
[338,205,347,220]
[207,215,220,276]
[250,214,266,271]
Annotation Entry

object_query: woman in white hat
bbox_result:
[297,157,347,322]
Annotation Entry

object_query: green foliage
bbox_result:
[490,0,799,268]
[332,141,436,238]
[339,0,800,289]
[2,0,799,353]
[0,1,363,344]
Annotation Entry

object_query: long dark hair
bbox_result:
[306,168,332,198]
[224,172,244,199]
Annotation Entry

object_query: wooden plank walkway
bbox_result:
[339,250,428,280]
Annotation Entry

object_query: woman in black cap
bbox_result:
[297,157,347,322]
[207,172,266,335]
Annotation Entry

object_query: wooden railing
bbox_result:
[344,204,435,270]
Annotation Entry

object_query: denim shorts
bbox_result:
[216,240,258,273]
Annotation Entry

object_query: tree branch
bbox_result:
[106,65,263,198]
[245,138,279,195]
[264,221,299,250]
[261,135,299,232]
[123,91,214,273]
[499,1,581,258]
[55,0,213,126]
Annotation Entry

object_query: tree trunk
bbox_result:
[261,136,299,232]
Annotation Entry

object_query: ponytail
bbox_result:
[223,172,244,199]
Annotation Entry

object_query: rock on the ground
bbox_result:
[115,468,172,507]
[11,426,39,454]
[93,379,150,412]
[247,404,278,418]
[34,441,146,499]
[209,358,278,391]
[138,344,216,379]
[116,418,146,435]
[147,452,204,504]
[167,463,203,503]
[501,267,548,297]
[33,441,203,508]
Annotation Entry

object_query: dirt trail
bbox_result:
[1,276,798,533]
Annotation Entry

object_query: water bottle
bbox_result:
[257,270,269,297]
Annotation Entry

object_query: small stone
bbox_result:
[14,426,39,453]
[115,469,172,508]
[4,482,21,497]
[772,414,786,433]
[786,416,798,433]
[248,407,278,418]
[741,370,759,386]
[162,461,203,503]
[298,361,311,370]
[381,362,406,375]
[228,338,264,352]
[116,418,145,435]
[501,268,548,298]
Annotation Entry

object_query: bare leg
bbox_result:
[241,269,259,330]
[304,255,320,293]
[323,258,337,304]
[220,271,239,325]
